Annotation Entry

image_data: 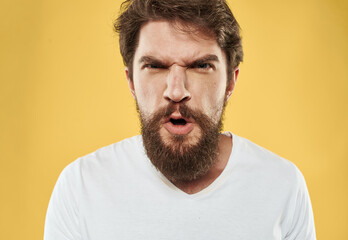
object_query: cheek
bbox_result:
[197,82,227,119]
[193,78,226,103]
[134,76,166,112]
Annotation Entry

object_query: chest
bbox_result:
[78,180,287,240]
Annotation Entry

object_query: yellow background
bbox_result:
[1,0,347,239]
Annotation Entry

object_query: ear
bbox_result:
[225,67,240,102]
[125,67,136,99]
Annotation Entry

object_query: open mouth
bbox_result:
[164,115,194,135]
[170,118,187,125]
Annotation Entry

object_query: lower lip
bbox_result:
[163,122,194,135]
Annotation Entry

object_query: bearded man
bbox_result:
[44,0,316,239]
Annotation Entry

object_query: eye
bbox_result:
[144,64,160,69]
[197,63,211,69]
[142,63,168,71]
[190,62,215,71]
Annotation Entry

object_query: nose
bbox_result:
[163,65,191,103]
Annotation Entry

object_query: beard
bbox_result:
[138,102,225,182]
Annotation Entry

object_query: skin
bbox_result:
[125,20,240,194]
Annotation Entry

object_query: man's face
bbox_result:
[126,20,237,181]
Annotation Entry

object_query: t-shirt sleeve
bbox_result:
[284,167,316,240]
[44,162,81,240]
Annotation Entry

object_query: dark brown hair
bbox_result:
[114,0,243,81]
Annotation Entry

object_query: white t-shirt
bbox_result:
[44,133,316,240]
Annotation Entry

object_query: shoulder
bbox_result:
[231,134,304,190]
[231,134,316,238]
[59,135,144,183]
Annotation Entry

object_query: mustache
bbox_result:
[156,102,201,121]
[137,101,223,133]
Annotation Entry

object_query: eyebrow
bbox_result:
[188,54,219,68]
[138,54,220,67]
[138,56,165,65]
[191,54,219,64]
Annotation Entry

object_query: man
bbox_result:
[44,0,316,239]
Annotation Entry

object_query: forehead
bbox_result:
[134,20,225,65]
